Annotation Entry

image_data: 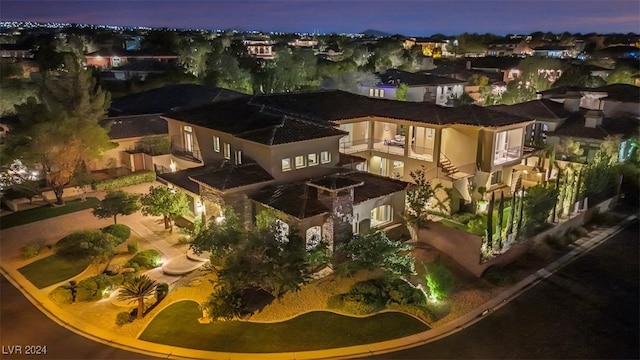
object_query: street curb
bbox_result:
[1,215,636,359]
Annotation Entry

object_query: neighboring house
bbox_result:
[495,87,640,163]
[465,57,523,83]
[108,84,248,116]
[157,96,409,251]
[287,38,318,48]
[0,43,34,59]
[94,114,170,173]
[360,68,466,105]
[243,39,275,59]
[108,60,179,81]
[486,39,532,57]
[532,45,573,58]
[403,37,455,58]
[85,49,178,69]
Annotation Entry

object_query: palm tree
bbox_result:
[117,275,157,319]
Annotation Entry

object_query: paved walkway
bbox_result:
[0,188,636,359]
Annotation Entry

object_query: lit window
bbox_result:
[235,150,242,165]
[308,153,318,166]
[370,205,392,227]
[295,155,306,168]
[183,125,192,132]
[320,151,331,164]
[369,88,375,97]
[213,136,220,152]
[223,143,230,159]
[282,158,292,171]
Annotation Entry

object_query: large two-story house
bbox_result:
[157,96,410,251]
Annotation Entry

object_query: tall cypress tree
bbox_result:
[496,191,505,251]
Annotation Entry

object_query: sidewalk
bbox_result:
[1,203,636,359]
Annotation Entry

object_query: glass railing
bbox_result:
[493,146,521,165]
[408,145,434,161]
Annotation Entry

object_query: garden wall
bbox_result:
[417,196,617,277]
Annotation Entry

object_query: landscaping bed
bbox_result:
[18,254,91,289]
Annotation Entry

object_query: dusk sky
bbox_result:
[1,0,639,36]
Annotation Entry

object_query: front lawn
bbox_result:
[0,197,99,230]
[18,254,92,289]
[139,300,430,352]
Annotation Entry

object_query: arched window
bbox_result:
[306,226,322,250]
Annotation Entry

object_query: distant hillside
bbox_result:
[360,29,393,37]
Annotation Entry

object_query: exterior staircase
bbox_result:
[511,174,523,194]
[438,153,460,179]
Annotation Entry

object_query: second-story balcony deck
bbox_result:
[493,145,521,165]
[171,145,202,164]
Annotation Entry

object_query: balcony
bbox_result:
[493,146,521,165]
[171,145,202,164]
[340,138,370,154]
[372,138,405,156]
[408,145,434,161]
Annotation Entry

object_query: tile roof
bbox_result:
[551,112,640,141]
[377,69,465,87]
[539,84,640,103]
[109,84,249,116]
[490,99,572,122]
[189,163,275,191]
[253,90,533,127]
[248,171,409,220]
[165,98,347,145]
[100,114,168,140]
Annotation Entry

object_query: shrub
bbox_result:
[156,282,169,301]
[56,230,116,261]
[20,243,41,260]
[467,218,486,236]
[102,224,131,244]
[451,212,478,225]
[341,296,383,315]
[127,242,138,255]
[425,262,456,301]
[385,278,427,306]
[75,274,125,302]
[50,286,73,305]
[126,249,161,269]
[116,311,133,326]
[92,171,156,191]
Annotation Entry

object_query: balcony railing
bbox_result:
[372,139,406,156]
[171,145,202,163]
[340,138,371,154]
[408,145,434,161]
[493,146,521,165]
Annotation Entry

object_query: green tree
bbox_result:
[190,207,245,267]
[425,262,455,301]
[117,275,157,320]
[337,231,415,277]
[396,83,408,101]
[6,54,114,204]
[92,190,140,224]
[607,66,639,85]
[178,38,212,77]
[139,186,191,232]
[406,165,434,228]
[522,184,559,236]
[56,229,117,273]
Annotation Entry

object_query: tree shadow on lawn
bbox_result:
[139,300,430,353]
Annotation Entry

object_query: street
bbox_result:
[372,220,639,359]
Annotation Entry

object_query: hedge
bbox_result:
[125,249,162,270]
[102,224,131,245]
[50,286,74,305]
[92,171,156,191]
[76,274,125,302]
[20,243,41,260]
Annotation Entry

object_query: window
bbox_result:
[235,150,242,165]
[183,125,193,152]
[282,158,292,171]
[426,128,434,139]
[490,170,502,185]
[370,205,392,227]
[320,151,331,164]
[308,153,318,166]
[305,226,322,250]
[213,136,220,152]
[369,88,375,97]
[223,143,230,159]
[295,155,306,168]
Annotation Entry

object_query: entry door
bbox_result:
[183,126,194,153]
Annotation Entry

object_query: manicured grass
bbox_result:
[439,218,467,231]
[0,197,99,230]
[140,300,430,352]
[18,254,91,289]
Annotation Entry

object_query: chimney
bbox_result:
[563,98,580,113]
[584,109,603,128]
